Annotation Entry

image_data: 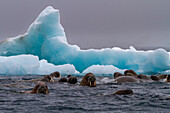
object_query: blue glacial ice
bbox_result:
[0,6,170,75]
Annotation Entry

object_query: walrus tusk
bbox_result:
[90,81,92,86]
[50,78,54,82]
[94,81,96,86]
[59,74,61,78]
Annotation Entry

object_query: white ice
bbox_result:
[0,55,78,75]
[82,65,125,74]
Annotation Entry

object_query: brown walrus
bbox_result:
[58,77,68,82]
[113,72,123,79]
[24,82,49,94]
[113,89,133,95]
[124,69,138,77]
[114,76,140,83]
[158,74,167,80]
[67,74,72,78]
[67,76,77,84]
[80,73,96,87]
[49,71,61,78]
[137,74,151,80]
[98,89,134,97]
[150,75,159,81]
[41,75,54,82]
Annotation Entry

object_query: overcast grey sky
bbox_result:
[0,0,170,50]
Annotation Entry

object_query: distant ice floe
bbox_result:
[0,55,78,75]
[83,65,126,74]
[0,6,170,75]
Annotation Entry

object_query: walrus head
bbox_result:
[114,72,123,79]
[67,74,72,78]
[41,75,54,82]
[137,74,150,80]
[80,73,96,87]
[87,75,96,87]
[124,70,138,77]
[50,71,61,78]
[31,82,49,94]
[67,76,77,84]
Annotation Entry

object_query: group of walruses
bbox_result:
[16,70,170,95]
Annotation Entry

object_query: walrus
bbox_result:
[137,74,151,80]
[114,76,140,83]
[158,74,167,80]
[150,75,159,81]
[166,75,170,82]
[41,75,54,82]
[49,71,61,78]
[58,77,67,82]
[113,89,133,95]
[67,74,72,78]
[80,73,96,87]
[23,81,49,94]
[124,69,138,77]
[113,72,123,79]
[98,89,134,97]
[67,76,77,84]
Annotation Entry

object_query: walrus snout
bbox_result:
[113,72,123,79]
[36,86,47,94]
[31,82,49,94]
[89,81,96,87]
[87,76,96,87]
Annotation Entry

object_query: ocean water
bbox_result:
[0,75,170,113]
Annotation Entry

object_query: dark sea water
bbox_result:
[0,75,170,113]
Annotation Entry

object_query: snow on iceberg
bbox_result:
[0,55,78,75]
[38,60,79,75]
[0,6,170,75]
[83,65,126,74]
[0,55,39,75]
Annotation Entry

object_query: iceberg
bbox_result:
[0,55,78,75]
[38,59,79,75]
[0,6,170,75]
[0,55,39,75]
[83,65,126,74]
